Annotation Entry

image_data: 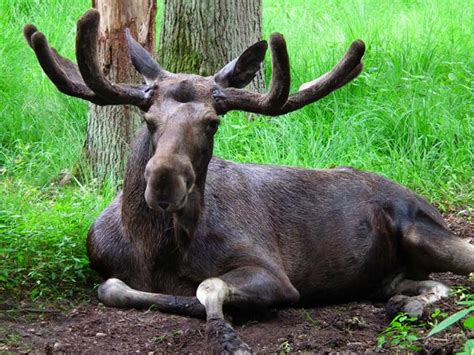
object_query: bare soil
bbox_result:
[1,213,472,354]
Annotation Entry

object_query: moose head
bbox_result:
[24,9,365,213]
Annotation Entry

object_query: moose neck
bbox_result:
[121,128,207,257]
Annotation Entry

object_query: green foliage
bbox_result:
[426,308,448,330]
[377,303,474,352]
[0,0,90,186]
[258,0,474,209]
[459,339,474,355]
[428,306,474,336]
[428,293,474,337]
[0,179,114,300]
[277,339,293,354]
[302,309,318,327]
[463,315,474,330]
[377,313,421,351]
[151,330,184,345]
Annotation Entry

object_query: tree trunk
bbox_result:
[159,0,264,92]
[86,0,156,184]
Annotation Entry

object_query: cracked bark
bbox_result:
[158,0,264,92]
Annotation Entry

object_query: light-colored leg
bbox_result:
[196,267,299,354]
[197,278,229,319]
[386,278,450,317]
[197,278,252,354]
[98,278,205,318]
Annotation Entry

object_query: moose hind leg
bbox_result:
[386,277,450,318]
[196,266,300,354]
[402,223,474,275]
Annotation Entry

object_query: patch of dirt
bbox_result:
[1,214,472,353]
[444,210,473,240]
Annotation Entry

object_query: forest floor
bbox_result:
[1,213,472,354]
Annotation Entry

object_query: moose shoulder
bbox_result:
[25,9,473,354]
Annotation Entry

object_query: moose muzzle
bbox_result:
[144,156,195,212]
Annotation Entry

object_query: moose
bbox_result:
[25,9,473,353]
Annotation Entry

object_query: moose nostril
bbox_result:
[185,179,193,190]
[157,202,169,211]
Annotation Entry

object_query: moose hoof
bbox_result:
[206,318,253,355]
[386,295,424,318]
[97,278,131,308]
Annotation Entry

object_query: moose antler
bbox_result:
[214,36,365,116]
[24,9,154,109]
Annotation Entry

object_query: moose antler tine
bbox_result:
[262,32,291,109]
[23,24,38,48]
[298,40,365,93]
[334,61,364,90]
[30,31,74,91]
[75,9,104,91]
[76,9,152,108]
[331,39,365,85]
[25,27,107,104]
[277,39,365,114]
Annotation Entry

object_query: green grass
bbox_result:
[0,0,473,300]
[377,290,474,352]
[0,179,116,299]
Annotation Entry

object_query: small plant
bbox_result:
[377,313,421,351]
[427,292,474,354]
[277,339,293,354]
[152,334,167,344]
[427,308,448,328]
[428,299,474,337]
[450,286,471,299]
[458,339,474,355]
[151,330,184,345]
[172,330,184,337]
[302,308,317,327]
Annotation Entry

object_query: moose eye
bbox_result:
[144,118,156,132]
[207,119,220,132]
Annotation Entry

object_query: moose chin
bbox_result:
[25,9,474,353]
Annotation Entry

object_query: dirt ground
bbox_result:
[1,213,472,354]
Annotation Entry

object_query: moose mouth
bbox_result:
[173,194,189,212]
[144,188,188,213]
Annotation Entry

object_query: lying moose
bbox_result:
[25,9,473,353]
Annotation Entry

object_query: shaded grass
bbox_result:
[0,0,473,301]
[0,179,115,300]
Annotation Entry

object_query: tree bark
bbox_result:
[86,0,156,184]
[159,0,264,92]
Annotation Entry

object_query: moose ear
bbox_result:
[214,40,268,89]
[125,28,168,84]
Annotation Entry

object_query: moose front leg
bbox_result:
[98,278,206,318]
[197,266,300,354]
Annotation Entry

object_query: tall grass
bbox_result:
[217,0,473,206]
[0,0,472,299]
